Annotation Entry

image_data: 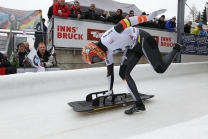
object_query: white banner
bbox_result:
[53,17,177,53]
[27,48,45,72]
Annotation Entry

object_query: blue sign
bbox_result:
[181,33,208,55]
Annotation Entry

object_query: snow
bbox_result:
[0,62,208,139]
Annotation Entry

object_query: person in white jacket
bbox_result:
[37,42,53,68]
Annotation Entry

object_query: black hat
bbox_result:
[129,10,134,14]
[161,15,165,18]
[142,12,146,15]
[42,18,45,21]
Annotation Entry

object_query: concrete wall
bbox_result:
[55,49,150,70]
[181,54,208,63]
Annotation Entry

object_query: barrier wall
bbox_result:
[48,17,177,53]
[0,62,208,100]
[181,33,208,55]
[180,33,208,63]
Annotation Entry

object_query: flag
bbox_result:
[0,6,42,31]
[27,47,45,72]
[51,46,55,55]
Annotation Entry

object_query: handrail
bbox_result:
[5,29,12,55]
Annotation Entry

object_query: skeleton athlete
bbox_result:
[82,9,186,114]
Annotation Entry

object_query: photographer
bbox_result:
[37,42,53,68]
[9,43,31,67]
[0,52,11,67]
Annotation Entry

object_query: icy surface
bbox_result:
[0,62,208,139]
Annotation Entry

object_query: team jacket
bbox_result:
[70,5,83,18]
[53,2,70,17]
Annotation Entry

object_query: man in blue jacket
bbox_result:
[165,16,177,31]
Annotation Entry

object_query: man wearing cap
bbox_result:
[165,16,177,31]
[125,10,134,18]
[191,22,203,35]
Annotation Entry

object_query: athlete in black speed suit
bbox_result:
[82,9,186,114]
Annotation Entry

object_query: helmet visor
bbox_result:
[91,55,102,64]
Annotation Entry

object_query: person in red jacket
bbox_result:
[53,0,70,17]
[70,1,83,19]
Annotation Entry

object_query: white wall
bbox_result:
[1,62,208,100]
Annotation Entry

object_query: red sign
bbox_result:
[87,29,106,41]
[161,37,173,47]
[56,25,83,40]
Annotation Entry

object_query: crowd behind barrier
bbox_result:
[0,40,56,75]
[47,0,208,34]
[48,0,177,31]
[1,0,208,75]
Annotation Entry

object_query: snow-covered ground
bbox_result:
[0,62,208,139]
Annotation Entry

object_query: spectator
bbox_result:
[42,18,48,32]
[191,22,203,35]
[155,15,166,29]
[37,42,53,68]
[9,43,31,67]
[184,21,192,33]
[70,1,83,19]
[47,0,58,20]
[125,10,139,27]
[42,18,48,43]
[53,0,70,18]
[125,10,134,18]
[0,52,11,67]
[23,42,30,53]
[165,16,177,31]
[138,12,147,27]
[146,20,156,28]
[100,9,111,22]
[200,29,207,36]
[84,3,98,20]
[112,9,124,24]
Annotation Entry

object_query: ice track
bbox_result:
[0,62,208,139]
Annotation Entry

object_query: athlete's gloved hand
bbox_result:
[173,43,186,52]
[104,90,113,96]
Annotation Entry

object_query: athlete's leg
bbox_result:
[119,49,142,101]
[139,29,181,73]
[119,48,145,114]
